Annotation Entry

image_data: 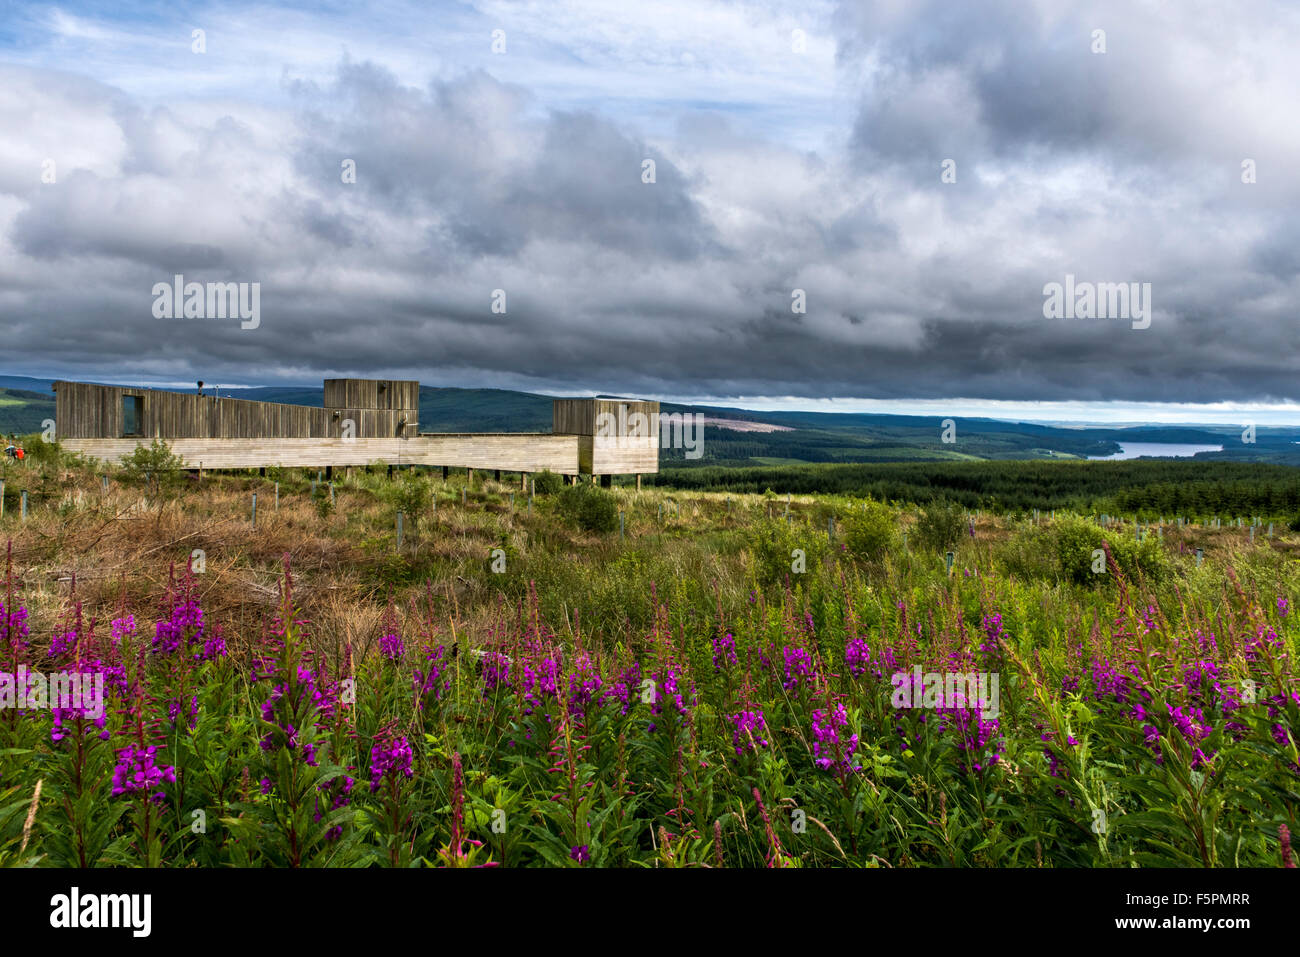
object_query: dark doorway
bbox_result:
[122,395,143,436]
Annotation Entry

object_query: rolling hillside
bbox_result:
[5,373,1300,465]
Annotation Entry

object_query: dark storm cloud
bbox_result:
[1,1,1298,405]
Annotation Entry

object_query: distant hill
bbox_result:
[4,373,1300,466]
[0,385,54,436]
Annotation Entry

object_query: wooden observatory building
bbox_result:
[52,379,660,481]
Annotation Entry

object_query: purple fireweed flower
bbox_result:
[1167,703,1212,742]
[413,644,450,706]
[566,652,603,718]
[936,704,1002,772]
[1144,738,1164,764]
[521,649,562,716]
[111,615,136,643]
[166,692,200,731]
[379,630,404,662]
[729,709,769,756]
[1,598,30,654]
[711,632,737,671]
[369,734,414,792]
[153,587,204,656]
[49,659,111,743]
[49,630,78,659]
[782,646,815,691]
[601,661,641,716]
[1245,625,1284,662]
[980,614,1006,659]
[649,664,690,719]
[1090,658,1136,705]
[111,745,176,804]
[1278,597,1289,618]
[1182,659,1221,696]
[258,664,338,754]
[479,650,511,696]
[811,702,860,778]
[570,844,590,864]
[194,625,226,662]
[844,637,871,677]
[314,775,355,840]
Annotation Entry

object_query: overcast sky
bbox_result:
[2,1,1298,422]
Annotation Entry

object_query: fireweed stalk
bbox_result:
[43,601,120,868]
[112,678,176,867]
[2,542,28,734]
[368,721,413,866]
[435,751,496,867]
[250,558,346,866]
[548,677,597,858]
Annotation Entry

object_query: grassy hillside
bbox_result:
[0,442,1295,867]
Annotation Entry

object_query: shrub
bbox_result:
[995,526,1059,582]
[119,439,186,494]
[22,434,60,469]
[387,472,430,528]
[1105,532,1171,584]
[745,517,828,586]
[558,482,618,533]
[1052,515,1170,585]
[841,499,896,562]
[913,504,965,553]
[312,485,335,520]
[1052,515,1105,585]
[532,470,564,495]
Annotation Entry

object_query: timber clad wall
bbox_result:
[54,380,659,475]
[323,379,420,413]
[53,381,416,440]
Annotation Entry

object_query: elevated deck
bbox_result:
[59,434,581,474]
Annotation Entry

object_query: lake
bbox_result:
[1088,442,1223,461]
